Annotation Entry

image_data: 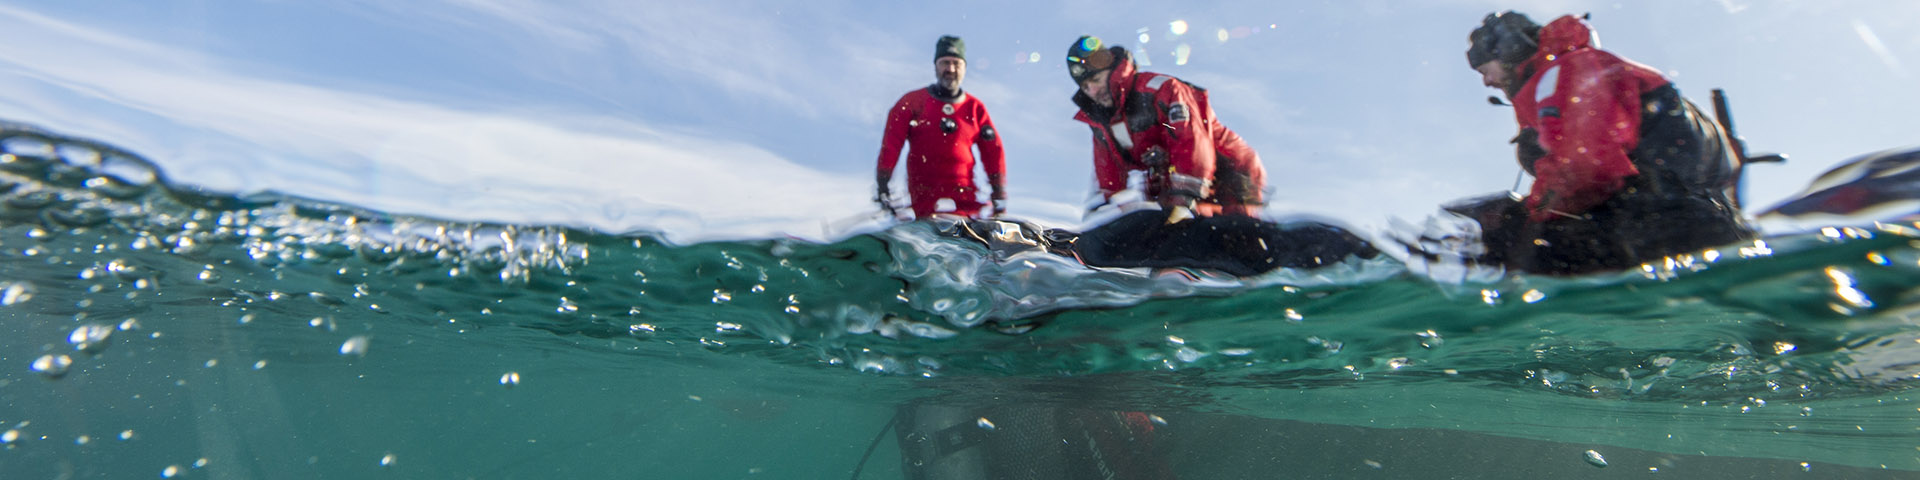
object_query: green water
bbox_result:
[1,124,1917,478]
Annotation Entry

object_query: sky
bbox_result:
[0,1,1913,242]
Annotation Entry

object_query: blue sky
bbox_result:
[0,1,1913,242]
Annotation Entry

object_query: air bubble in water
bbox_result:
[162,465,181,478]
[119,429,134,440]
[500,372,520,387]
[31,354,73,378]
[340,335,370,357]
[1417,330,1444,348]
[1522,290,1547,303]
[0,282,34,305]
[1583,449,1608,468]
[1,429,18,443]
[69,323,113,354]
[380,453,397,467]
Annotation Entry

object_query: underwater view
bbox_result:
[2,2,1918,479]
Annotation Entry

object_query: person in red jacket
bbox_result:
[1457,12,1754,274]
[875,35,1008,220]
[1066,36,1266,223]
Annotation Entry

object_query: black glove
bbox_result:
[875,176,901,218]
[1513,128,1546,175]
[990,186,1007,217]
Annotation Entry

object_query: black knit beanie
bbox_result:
[936,35,965,62]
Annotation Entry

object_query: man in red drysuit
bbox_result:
[875,35,1007,220]
[1065,35,1267,223]
[1461,12,1752,273]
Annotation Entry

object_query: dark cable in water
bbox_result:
[848,411,900,480]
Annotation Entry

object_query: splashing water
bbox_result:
[0,122,1915,477]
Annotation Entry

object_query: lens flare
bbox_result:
[1170,20,1189,36]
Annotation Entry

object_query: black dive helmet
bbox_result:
[1466,11,1541,69]
[1065,35,1118,83]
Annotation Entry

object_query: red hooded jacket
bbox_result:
[1511,15,1676,222]
[1072,49,1266,218]
[877,86,1006,219]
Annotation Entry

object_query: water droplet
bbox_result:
[194,458,207,468]
[1800,462,1810,472]
[975,418,995,430]
[1363,459,1383,470]
[629,324,657,337]
[712,289,732,303]
[69,323,114,354]
[253,360,268,370]
[380,453,397,467]
[1583,449,1608,468]
[500,372,520,387]
[1387,358,1411,370]
[118,318,141,331]
[161,464,181,478]
[340,335,370,357]
[75,435,90,445]
[119,429,135,441]
[556,297,578,313]
[31,354,73,378]
[238,314,254,325]
[1,429,18,443]
[1283,309,1304,322]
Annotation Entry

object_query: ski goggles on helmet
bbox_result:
[1066,36,1116,83]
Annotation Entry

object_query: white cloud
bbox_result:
[0,4,881,242]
